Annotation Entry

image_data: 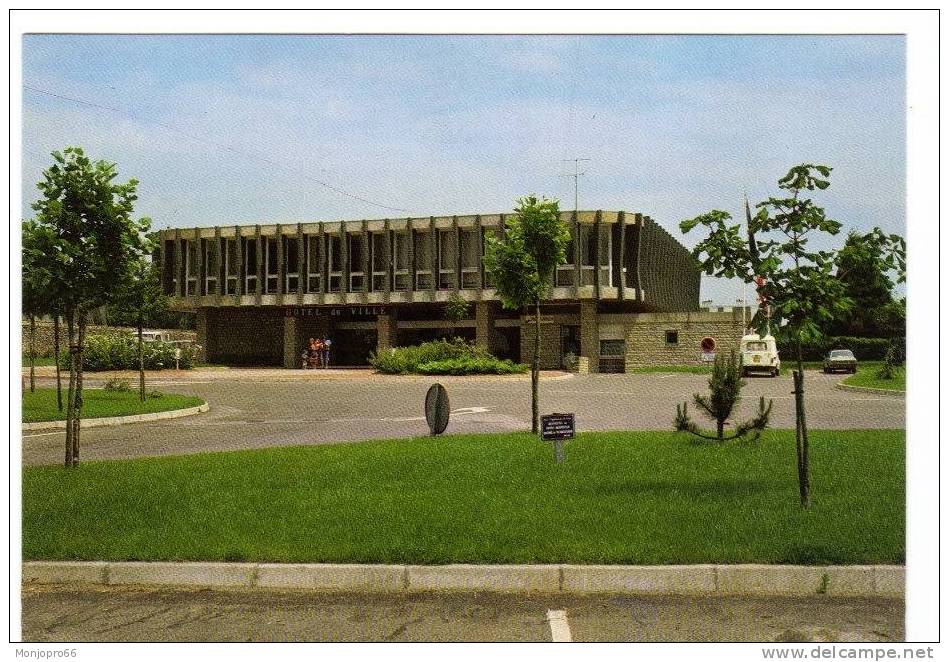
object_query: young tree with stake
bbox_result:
[29,147,149,467]
[681,164,902,508]
[114,243,167,401]
[484,196,571,434]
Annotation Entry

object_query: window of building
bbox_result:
[578,225,596,286]
[437,229,456,290]
[203,239,218,296]
[348,233,365,292]
[284,236,299,294]
[264,237,279,294]
[306,235,322,293]
[370,233,387,291]
[459,228,478,289]
[414,230,433,290]
[185,240,199,296]
[224,239,238,294]
[599,225,612,286]
[482,227,502,289]
[327,234,342,293]
[163,240,177,295]
[665,330,679,345]
[556,235,576,287]
[243,237,258,294]
[393,232,410,291]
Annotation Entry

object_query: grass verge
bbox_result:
[23,388,205,423]
[22,355,57,367]
[22,429,904,565]
[842,366,905,392]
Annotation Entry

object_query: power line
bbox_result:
[22,84,413,215]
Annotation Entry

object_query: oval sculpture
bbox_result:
[424,383,450,436]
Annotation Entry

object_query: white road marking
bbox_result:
[23,431,65,438]
[329,407,491,424]
[546,609,572,642]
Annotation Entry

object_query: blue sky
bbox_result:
[21,34,905,302]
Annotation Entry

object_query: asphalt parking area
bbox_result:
[21,585,904,642]
[21,369,904,466]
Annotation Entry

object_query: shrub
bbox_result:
[103,378,131,392]
[417,357,529,376]
[674,350,772,441]
[59,334,196,371]
[370,338,493,374]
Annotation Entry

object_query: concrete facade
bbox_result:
[158,209,746,371]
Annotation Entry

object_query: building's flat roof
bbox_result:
[157,209,646,235]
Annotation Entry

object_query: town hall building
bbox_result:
[158,209,746,372]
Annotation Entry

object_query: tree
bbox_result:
[29,147,150,467]
[674,350,772,441]
[484,196,570,433]
[23,219,66,409]
[828,230,906,337]
[444,292,471,336]
[22,220,46,394]
[114,243,167,401]
[681,164,900,508]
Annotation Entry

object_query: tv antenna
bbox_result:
[561,158,591,212]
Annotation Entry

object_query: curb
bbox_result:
[835,382,904,396]
[22,403,209,432]
[21,562,904,598]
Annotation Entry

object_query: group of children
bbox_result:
[302,336,332,369]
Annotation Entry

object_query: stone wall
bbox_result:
[618,311,745,368]
[21,320,196,357]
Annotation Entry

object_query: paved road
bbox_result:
[22,369,904,466]
[21,584,904,642]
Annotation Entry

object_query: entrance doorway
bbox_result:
[331,329,378,366]
[560,325,580,368]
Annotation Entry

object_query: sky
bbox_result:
[20,34,905,303]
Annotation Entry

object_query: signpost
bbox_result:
[540,413,575,464]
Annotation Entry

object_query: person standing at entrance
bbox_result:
[322,335,332,368]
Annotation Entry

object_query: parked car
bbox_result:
[739,333,780,377]
[823,349,857,374]
[140,330,170,343]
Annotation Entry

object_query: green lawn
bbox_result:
[22,355,57,367]
[632,361,884,376]
[843,366,905,392]
[23,388,205,423]
[22,429,904,565]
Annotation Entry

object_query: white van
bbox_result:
[740,333,780,377]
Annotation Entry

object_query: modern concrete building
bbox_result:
[158,210,745,372]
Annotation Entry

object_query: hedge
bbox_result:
[371,339,500,375]
[58,333,197,371]
[776,336,899,362]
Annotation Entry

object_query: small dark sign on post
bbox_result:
[540,413,575,464]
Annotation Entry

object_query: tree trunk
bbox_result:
[531,300,540,434]
[716,419,724,441]
[54,315,63,411]
[138,320,146,402]
[72,310,88,467]
[794,339,811,508]
[65,312,76,468]
[28,314,36,393]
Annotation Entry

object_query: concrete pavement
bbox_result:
[21,584,904,642]
[22,368,903,466]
